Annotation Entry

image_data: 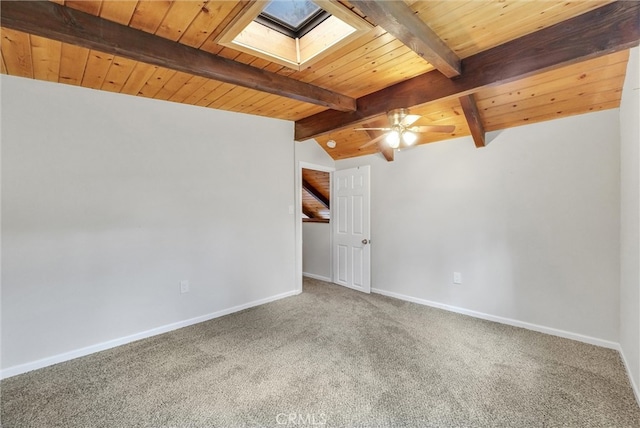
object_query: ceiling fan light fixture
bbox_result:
[386,130,400,148]
[402,130,417,146]
[355,107,454,152]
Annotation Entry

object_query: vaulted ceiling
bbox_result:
[1,1,638,162]
[302,168,330,222]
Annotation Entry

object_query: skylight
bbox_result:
[216,0,372,71]
[257,0,329,38]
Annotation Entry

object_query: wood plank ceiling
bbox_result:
[302,168,330,222]
[1,1,637,161]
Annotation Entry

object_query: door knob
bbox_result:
[362,239,370,245]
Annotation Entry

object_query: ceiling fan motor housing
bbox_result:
[387,108,410,126]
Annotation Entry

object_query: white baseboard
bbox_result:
[619,346,640,406]
[371,287,619,350]
[0,289,300,380]
[381,282,640,404]
[4,284,635,405]
[303,272,332,282]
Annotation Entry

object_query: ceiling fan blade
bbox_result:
[359,133,387,149]
[401,114,422,126]
[353,127,392,131]
[411,125,456,133]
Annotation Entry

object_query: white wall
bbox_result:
[1,75,297,373]
[295,139,335,168]
[302,222,331,280]
[620,46,640,398]
[337,110,621,344]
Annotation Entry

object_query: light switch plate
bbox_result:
[453,272,462,284]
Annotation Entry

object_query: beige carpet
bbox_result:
[1,278,639,427]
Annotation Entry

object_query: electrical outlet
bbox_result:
[180,280,190,294]
[453,272,462,284]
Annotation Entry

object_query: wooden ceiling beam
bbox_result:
[350,0,461,78]
[366,130,394,162]
[459,94,485,148]
[295,1,640,140]
[376,141,394,162]
[0,1,356,112]
[302,206,316,219]
[302,179,330,209]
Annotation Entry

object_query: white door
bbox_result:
[333,166,371,293]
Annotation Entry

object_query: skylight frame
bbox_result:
[255,8,331,39]
[215,1,373,72]
[260,0,327,34]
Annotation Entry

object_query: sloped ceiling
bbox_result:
[302,168,330,222]
[1,1,637,161]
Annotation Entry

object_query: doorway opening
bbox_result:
[296,162,334,293]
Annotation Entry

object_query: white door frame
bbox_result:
[295,161,335,294]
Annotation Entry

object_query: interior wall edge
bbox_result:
[619,346,640,406]
[618,45,640,402]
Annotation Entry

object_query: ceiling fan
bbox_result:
[355,108,455,149]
